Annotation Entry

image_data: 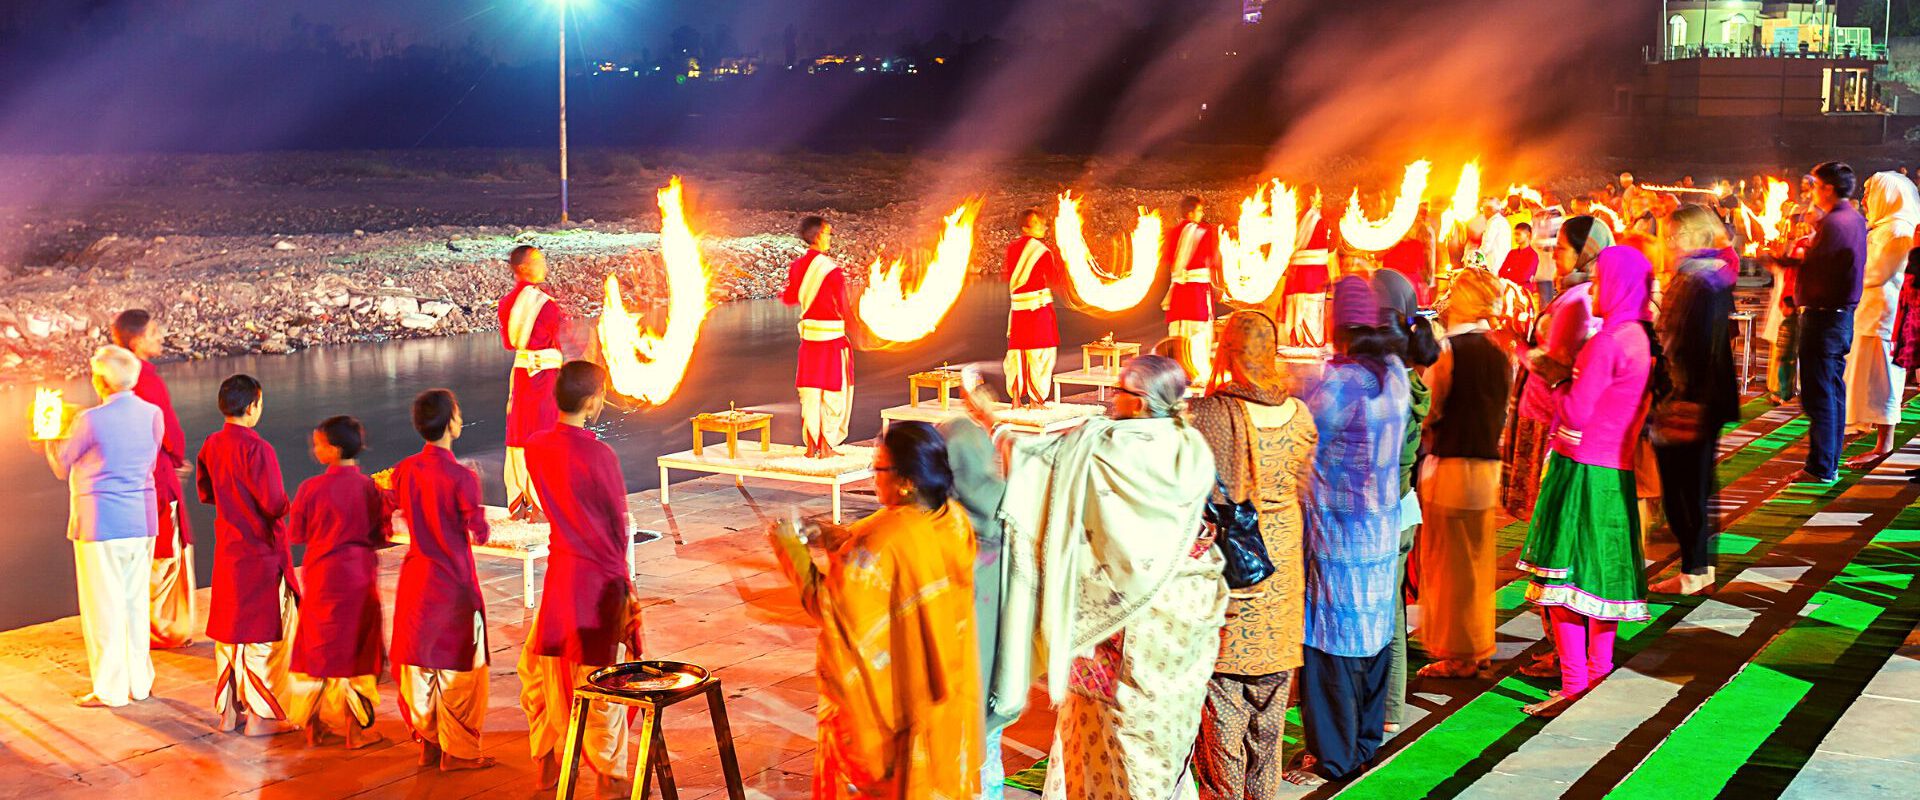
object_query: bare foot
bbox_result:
[418,740,442,767]
[1383,722,1401,734]
[306,722,341,748]
[1650,569,1714,595]
[1846,448,1893,470]
[243,715,298,737]
[439,753,497,772]
[1282,768,1327,787]
[821,446,843,459]
[344,725,386,750]
[73,693,112,709]
[218,707,244,733]
[1518,656,1560,679]
[1522,693,1576,718]
[535,754,562,790]
[1417,659,1480,679]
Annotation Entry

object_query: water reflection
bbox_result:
[0,282,1165,628]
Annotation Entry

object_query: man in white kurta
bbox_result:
[1845,171,1920,467]
[41,346,164,707]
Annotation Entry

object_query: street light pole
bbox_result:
[558,0,569,224]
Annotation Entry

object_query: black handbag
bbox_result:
[1205,400,1277,590]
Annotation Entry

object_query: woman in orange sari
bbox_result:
[771,421,982,800]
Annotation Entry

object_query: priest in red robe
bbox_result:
[782,216,854,458]
[111,309,195,649]
[1281,190,1334,347]
[391,388,495,772]
[1161,195,1223,379]
[286,415,390,750]
[196,373,299,737]
[499,245,570,520]
[1004,209,1063,407]
[518,361,642,790]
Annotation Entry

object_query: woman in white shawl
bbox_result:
[1845,171,1920,467]
[997,354,1227,800]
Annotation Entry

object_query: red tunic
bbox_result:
[781,250,853,391]
[525,424,635,666]
[1382,239,1433,306]
[1498,247,1541,287]
[288,465,390,677]
[1162,220,1222,323]
[1283,210,1333,296]
[196,423,295,644]
[1005,236,1062,349]
[390,445,491,671]
[499,281,569,447]
[133,361,190,559]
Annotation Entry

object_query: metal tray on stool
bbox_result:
[558,660,745,800]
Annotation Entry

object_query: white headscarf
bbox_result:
[1860,172,1920,338]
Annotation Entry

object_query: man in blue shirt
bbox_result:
[1775,162,1868,484]
[37,345,165,707]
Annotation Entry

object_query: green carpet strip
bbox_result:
[1335,399,1919,798]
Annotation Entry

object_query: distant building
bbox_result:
[1242,0,1264,24]
[1631,0,1890,144]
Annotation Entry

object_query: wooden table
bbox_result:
[658,443,874,523]
[908,368,966,409]
[1081,340,1140,374]
[691,410,772,460]
[390,506,656,609]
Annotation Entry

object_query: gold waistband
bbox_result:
[1011,289,1054,311]
[1172,268,1211,284]
[513,349,563,373]
[799,318,847,342]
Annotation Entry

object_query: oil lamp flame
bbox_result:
[598,177,714,405]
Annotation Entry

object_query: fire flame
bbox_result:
[30,387,64,441]
[1737,177,1793,257]
[856,202,980,344]
[1340,161,1430,252]
[1505,184,1543,206]
[1054,192,1160,312]
[1439,162,1482,233]
[1589,201,1625,234]
[597,177,714,405]
[1218,180,1298,302]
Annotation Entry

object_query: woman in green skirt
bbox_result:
[1517,245,1656,717]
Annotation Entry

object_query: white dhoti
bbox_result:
[518,627,630,779]
[74,538,155,707]
[799,383,852,451]
[504,446,543,518]
[1846,336,1906,428]
[288,674,380,733]
[1282,293,1327,348]
[1168,319,1214,383]
[398,612,490,760]
[1005,347,1058,405]
[213,582,303,728]
[150,500,196,649]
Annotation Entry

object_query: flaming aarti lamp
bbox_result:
[29,387,74,442]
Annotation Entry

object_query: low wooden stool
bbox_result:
[555,660,746,800]
[691,407,772,460]
[1082,336,1140,374]
[909,366,965,408]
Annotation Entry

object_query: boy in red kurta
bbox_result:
[111,309,196,649]
[1281,191,1335,347]
[517,362,643,790]
[286,415,390,750]
[1005,209,1063,407]
[499,245,571,520]
[196,374,298,736]
[1162,195,1223,377]
[782,216,854,458]
[390,389,495,771]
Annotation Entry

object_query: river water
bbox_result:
[0,282,1166,629]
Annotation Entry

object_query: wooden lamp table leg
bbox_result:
[554,695,595,800]
[706,683,748,800]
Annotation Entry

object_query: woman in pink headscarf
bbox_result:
[1516,246,1655,718]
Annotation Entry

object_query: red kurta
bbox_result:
[499,281,570,447]
[390,445,491,671]
[782,250,853,391]
[133,361,189,558]
[525,424,635,666]
[1005,236,1062,349]
[196,423,295,644]
[1382,239,1433,306]
[1283,209,1334,296]
[1163,220,1222,323]
[1498,247,1541,287]
[288,465,390,677]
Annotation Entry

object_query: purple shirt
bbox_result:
[53,391,163,542]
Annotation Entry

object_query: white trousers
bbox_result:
[1005,347,1058,405]
[74,538,155,707]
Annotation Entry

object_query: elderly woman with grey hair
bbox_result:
[996,354,1228,800]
